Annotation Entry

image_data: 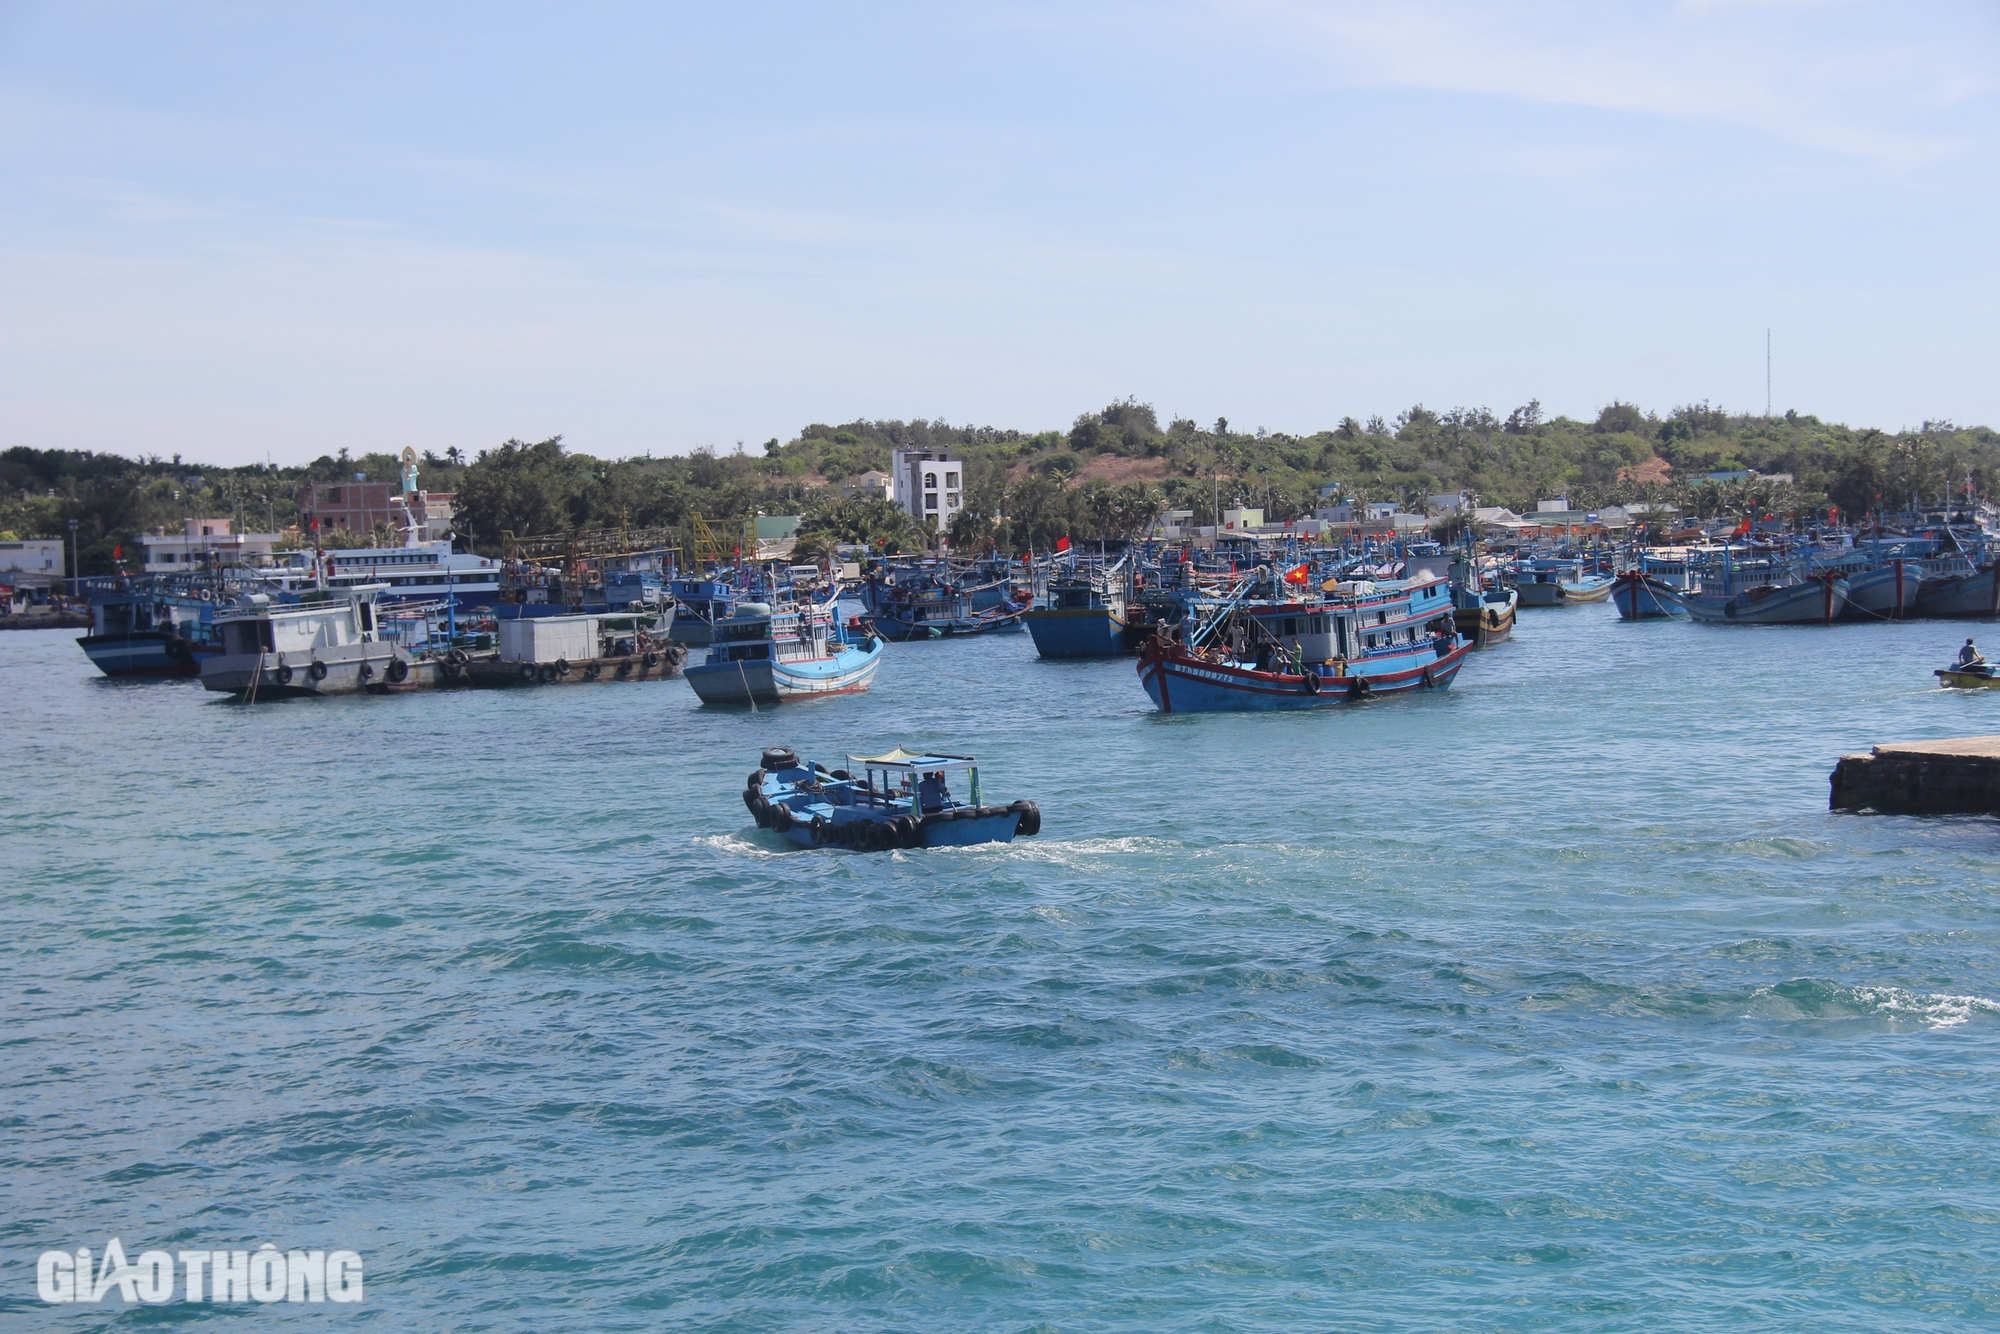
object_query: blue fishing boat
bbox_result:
[741,745,1041,850]
[1682,554,1847,625]
[666,578,739,646]
[1024,558,1130,658]
[685,597,884,706]
[861,567,1027,639]
[1612,554,1690,620]
[1135,573,1471,712]
[1512,556,1616,607]
[75,580,227,677]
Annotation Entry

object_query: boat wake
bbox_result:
[1749,978,2000,1029]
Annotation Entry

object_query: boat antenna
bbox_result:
[1766,328,1772,420]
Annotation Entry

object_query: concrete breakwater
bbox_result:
[1830,736,2000,816]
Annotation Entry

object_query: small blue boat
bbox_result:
[742,745,1042,850]
[685,598,884,706]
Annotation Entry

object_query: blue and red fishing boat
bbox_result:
[1135,572,1471,712]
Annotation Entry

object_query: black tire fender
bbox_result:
[555,658,571,678]
[386,658,409,684]
[520,662,538,682]
[1009,799,1041,837]
[274,663,294,686]
[307,660,329,682]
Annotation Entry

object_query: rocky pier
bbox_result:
[1830,736,2000,816]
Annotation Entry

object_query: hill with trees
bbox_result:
[6,398,1995,575]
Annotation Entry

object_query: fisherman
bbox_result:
[1959,638,1987,668]
[918,769,950,813]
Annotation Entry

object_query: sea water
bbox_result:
[2,606,1997,1331]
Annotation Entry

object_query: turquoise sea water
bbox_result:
[3,606,1998,1331]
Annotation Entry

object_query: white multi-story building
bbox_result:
[140,519,281,573]
[0,538,65,588]
[890,449,963,531]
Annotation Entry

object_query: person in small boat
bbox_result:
[1960,638,1987,669]
[918,770,950,813]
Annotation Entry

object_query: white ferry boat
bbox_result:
[253,540,501,609]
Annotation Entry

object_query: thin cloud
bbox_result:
[1233,0,1997,163]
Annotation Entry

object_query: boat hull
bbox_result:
[1612,573,1687,620]
[1936,667,2000,689]
[1913,566,2000,619]
[1024,607,1129,658]
[686,640,884,706]
[76,631,221,677]
[199,643,411,697]
[1137,639,1471,713]
[1842,561,1919,620]
[460,648,686,687]
[871,606,1026,640]
[1454,595,1516,644]
[777,808,1024,849]
[1515,581,1566,607]
[1683,577,1848,625]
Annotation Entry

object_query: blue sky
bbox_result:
[1,1,1994,465]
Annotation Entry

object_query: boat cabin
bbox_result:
[709,600,838,665]
[846,747,984,812]
[214,586,384,656]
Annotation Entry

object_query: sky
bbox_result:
[1,1,1995,466]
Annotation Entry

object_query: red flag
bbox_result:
[112,543,122,560]
[1284,563,1309,584]
[1056,536,1071,552]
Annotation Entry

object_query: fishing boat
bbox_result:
[1681,559,1848,625]
[199,585,419,697]
[1612,565,1688,620]
[75,580,227,676]
[861,568,1027,639]
[741,745,1040,850]
[1449,547,1517,644]
[458,611,686,687]
[666,578,739,646]
[1913,564,2000,619]
[1512,556,1615,606]
[1024,558,1130,658]
[1135,573,1471,712]
[1840,557,1921,620]
[685,598,884,706]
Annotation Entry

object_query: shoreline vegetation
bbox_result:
[6,399,1995,575]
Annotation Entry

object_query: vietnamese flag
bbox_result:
[1284,563,1309,584]
[1055,536,1071,552]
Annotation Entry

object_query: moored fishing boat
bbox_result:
[1612,569,1687,620]
[1449,547,1516,645]
[199,585,418,697]
[1512,556,1615,606]
[458,611,687,687]
[740,745,1041,850]
[1841,558,1921,620]
[1913,564,2000,619]
[861,568,1027,639]
[1682,564,1847,625]
[1024,558,1130,658]
[1135,572,1470,712]
[75,580,227,676]
[686,598,883,706]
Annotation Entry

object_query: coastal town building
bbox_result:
[140,519,281,572]
[842,470,893,502]
[890,449,962,531]
[0,538,66,589]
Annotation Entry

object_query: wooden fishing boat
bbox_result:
[1136,574,1471,712]
[1612,570,1687,620]
[741,745,1041,850]
[1025,559,1131,658]
[686,598,883,706]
